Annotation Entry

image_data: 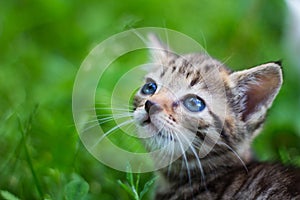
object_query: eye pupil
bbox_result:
[183,95,206,112]
[141,82,157,95]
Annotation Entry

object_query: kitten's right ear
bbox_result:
[229,62,283,122]
[147,34,177,65]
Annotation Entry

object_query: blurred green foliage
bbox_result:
[0,0,299,199]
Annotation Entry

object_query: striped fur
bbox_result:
[133,36,300,199]
[156,163,300,200]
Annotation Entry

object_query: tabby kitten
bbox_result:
[132,35,300,200]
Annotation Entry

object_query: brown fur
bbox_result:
[132,35,300,199]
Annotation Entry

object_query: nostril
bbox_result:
[145,100,155,113]
[145,100,163,114]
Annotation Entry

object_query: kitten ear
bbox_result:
[147,34,177,65]
[229,62,283,121]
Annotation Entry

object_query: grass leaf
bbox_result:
[139,175,158,199]
[126,164,134,186]
[0,190,20,200]
[118,171,158,200]
[135,173,140,194]
[117,180,136,199]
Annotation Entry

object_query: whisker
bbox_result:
[218,141,248,173]
[173,132,192,187]
[87,114,131,124]
[128,28,148,46]
[94,108,133,112]
[91,119,135,149]
[179,132,206,184]
[95,113,133,118]
[219,54,233,67]
[167,131,175,176]
[122,121,138,136]
[199,31,208,54]
[95,100,132,106]
[79,117,113,126]
[78,107,133,113]
[163,27,170,54]
[80,123,102,134]
[80,114,133,132]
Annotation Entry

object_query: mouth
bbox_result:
[157,131,175,141]
[143,124,176,141]
[141,115,151,126]
[139,114,176,142]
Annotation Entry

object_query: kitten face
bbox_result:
[133,35,283,176]
[134,54,228,151]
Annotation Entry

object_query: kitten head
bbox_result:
[133,35,283,177]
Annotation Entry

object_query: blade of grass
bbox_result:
[0,115,24,173]
[117,180,136,199]
[126,164,134,186]
[125,164,140,200]
[17,105,44,199]
[135,173,140,195]
[139,175,158,199]
[0,190,20,200]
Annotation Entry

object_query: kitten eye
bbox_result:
[141,82,157,95]
[183,95,206,112]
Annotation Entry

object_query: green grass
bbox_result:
[0,0,299,199]
[117,166,158,200]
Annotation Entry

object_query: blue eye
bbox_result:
[141,82,157,95]
[183,95,206,112]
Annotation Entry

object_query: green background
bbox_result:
[1,0,299,199]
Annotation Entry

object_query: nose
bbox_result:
[145,100,162,114]
[145,100,154,113]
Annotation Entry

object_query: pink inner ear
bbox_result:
[242,74,280,121]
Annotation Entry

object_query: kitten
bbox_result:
[132,35,300,200]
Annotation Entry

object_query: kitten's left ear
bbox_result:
[147,34,177,65]
[229,62,283,121]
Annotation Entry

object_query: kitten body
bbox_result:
[133,36,300,199]
[156,162,300,200]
